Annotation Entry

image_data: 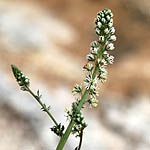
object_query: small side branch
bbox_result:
[26,86,59,127]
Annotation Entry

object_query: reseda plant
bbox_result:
[11,8,116,150]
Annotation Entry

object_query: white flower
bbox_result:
[110,12,114,17]
[106,15,111,21]
[72,84,82,95]
[96,28,100,34]
[97,21,102,28]
[84,73,98,91]
[109,35,116,41]
[84,73,92,89]
[106,43,115,50]
[99,66,107,75]
[104,9,111,15]
[101,18,106,23]
[89,77,99,96]
[90,41,98,47]
[98,71,107,83]
[108,22,113,28]
[89,95,99,107]
[110,27,115,34]
[110,18,113,24]
[86,53,95,61]
[107,55,114,64]
[100,12,105,17]
[83,63,93,71]
[99,36,105,42]
[91,47,99,55]
[104,28,109,34]
[101,58,108,66]
[88,63,94,70]
[103,51,109,57]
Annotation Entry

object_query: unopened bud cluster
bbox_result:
[72,111,87,137]
[66,101,87,137]
[11,65,30,91]
[50,123,65,137]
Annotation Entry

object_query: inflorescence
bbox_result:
[68,8,116,137]
[11,65,30,91]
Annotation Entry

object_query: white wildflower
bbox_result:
[103,51,109,57]
[109,35,116,41]
[90,41,98,47]
[91,47,99,55]
[83,63,93,71]
[101,18,106,23]
[101,58,108,66]
[108,22,113,28]
[96,28,100,34]
[106,43,115,50]
[104,28,109,34]
[86,53,95,61]
[107,55,114,64]
[97,21,102,28]
[106,15,111,21]
[99,36,105,42]
[110,12,114,17]
[110,27,115,34]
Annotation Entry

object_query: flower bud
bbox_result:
[101,18,106,23]
[97,21,102,28]
[104,28,109,34]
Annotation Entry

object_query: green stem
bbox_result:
[56,67,98,150]
[56,90,89,150]
[56,43,105,150]
[26,86,59,127]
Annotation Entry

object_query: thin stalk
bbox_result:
[78,129,84,150]
[56,43,105,150]
[26,86,59,127]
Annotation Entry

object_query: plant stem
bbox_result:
[78,129,84,150]
[26,86,59,127]
[56,67,98,150]
[56,43,105,150]
[56,90,89,150]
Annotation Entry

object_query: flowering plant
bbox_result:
[11,8,116,150]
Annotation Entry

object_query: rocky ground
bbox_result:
[0,0,150,150]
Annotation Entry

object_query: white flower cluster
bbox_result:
[71,8,116,109]
[67,8,116,140]
[83,8,116,107]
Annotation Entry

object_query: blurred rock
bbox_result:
[100,97,150,150]
[0,1,76,51]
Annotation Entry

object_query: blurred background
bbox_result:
[0,0,150,150]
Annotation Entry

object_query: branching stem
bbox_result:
[56,43,105,150]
